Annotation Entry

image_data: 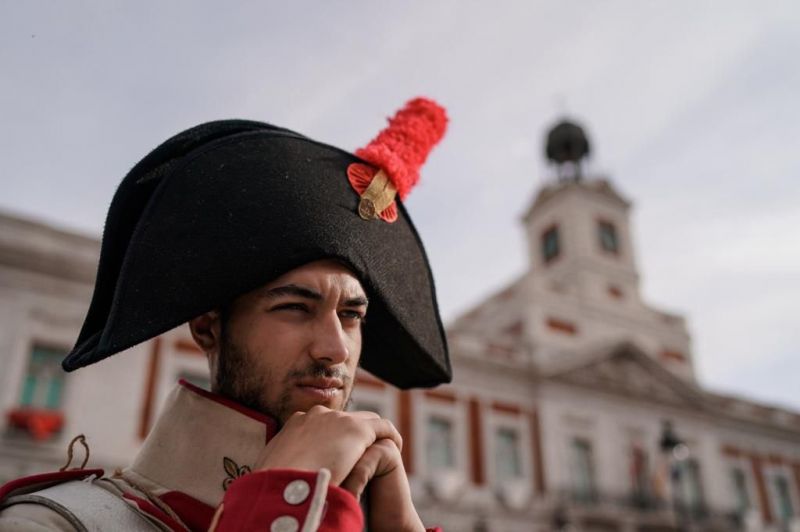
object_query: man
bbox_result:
[0,98,451,531]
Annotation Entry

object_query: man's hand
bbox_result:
[253,405,402,486]
[341,439,425,532]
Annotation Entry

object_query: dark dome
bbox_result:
[545,120,590,164]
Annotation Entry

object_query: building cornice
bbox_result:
[0,211,99,285]
[524,178,631,222]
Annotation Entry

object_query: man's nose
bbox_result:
[308,312,350,364]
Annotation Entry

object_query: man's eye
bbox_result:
[339,310,365,322]
[273,303,309,313]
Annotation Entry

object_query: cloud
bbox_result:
[1,1,798,409]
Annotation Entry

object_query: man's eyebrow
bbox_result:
[260,285,368,307]
[261,285,322,301]
[344,295,369,307]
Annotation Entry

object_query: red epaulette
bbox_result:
[0,468,104,501]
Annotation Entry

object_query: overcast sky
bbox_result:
[2,1,798,410]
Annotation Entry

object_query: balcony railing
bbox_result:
[557,488,742,530]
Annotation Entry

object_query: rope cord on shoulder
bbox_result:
[60,434,90,471]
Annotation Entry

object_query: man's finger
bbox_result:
[341,444,382,497]
[366,418,403,451]
[347,410,382,419]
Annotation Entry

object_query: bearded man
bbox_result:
[0,98,451,531]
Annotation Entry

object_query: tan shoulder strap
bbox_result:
[1,479,162,531]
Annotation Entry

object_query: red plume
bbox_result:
[355,97,448,200]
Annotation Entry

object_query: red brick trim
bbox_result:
[354,373,386,389]
[547,317,577,335]
[496,286,515,301]
[660,349,686,363]
[487,343,515,358]
[793,464,800,508]
[468,398,485,486]
[750,455,773,524]
[138,337,162,440]
[490,401,521,415]
[174,338,203,355]
[424,389,457,403]
[398,391,414,475]
[767,454,784,465]
[529,408,546,495]
[607,285,624,299]
[504,320,524,337]
[721,444,742,458]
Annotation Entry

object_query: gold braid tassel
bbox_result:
[358,170,397,220]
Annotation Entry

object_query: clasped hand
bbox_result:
[254,405,424,532]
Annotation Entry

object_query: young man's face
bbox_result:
[210,260,368,424]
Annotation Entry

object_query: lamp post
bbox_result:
[552,504,570,532]
[660,421,689,531]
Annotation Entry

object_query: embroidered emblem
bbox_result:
[222,456,251,491]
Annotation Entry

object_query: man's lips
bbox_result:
[295,378,344,400]
[296,377,343,389]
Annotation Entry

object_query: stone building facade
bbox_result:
[1,121,798,531]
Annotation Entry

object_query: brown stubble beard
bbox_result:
[215,320,354,427]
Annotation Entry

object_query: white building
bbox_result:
[1,120,798,531]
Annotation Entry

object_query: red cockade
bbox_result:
[349,97,448,222]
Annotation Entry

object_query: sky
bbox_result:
[1,1,798,410]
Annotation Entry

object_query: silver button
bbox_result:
[270,515,299,532]
[283,479,311,505]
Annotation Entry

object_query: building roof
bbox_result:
[0,210,100,284]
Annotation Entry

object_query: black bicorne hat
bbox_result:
[63,99,452,389]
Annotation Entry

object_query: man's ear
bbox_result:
[188,310,222,355]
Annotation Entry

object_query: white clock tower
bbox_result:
[519,120,695,380]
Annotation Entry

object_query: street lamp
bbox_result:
[660,421,689,530]
[552,505,570,532]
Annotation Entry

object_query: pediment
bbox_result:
[546,342,705,409]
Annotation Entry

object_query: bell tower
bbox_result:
[521,119,695,380]
[524,119,641,304]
